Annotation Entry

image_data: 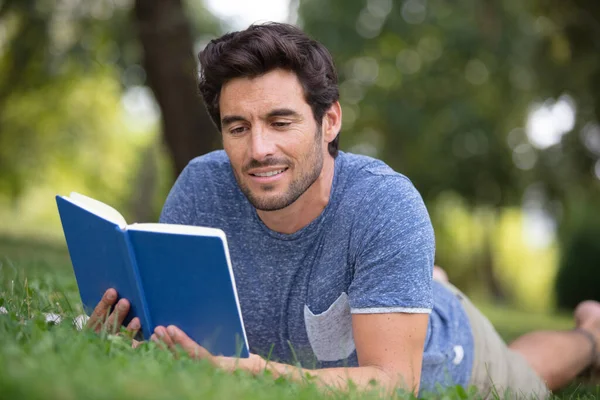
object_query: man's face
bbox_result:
[219,69,325,211]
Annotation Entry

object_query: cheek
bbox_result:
[223,139,245,167]
[286,127,318,151]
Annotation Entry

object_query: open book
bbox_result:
[56,192,249,357]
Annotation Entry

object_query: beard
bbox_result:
[233,126,324,212]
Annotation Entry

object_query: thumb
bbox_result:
[167,326,214,361]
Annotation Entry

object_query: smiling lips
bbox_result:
[252,169,286,177]
[248,167,288,183]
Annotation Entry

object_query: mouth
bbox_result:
[250,168,288,177]
[247,167,289,183]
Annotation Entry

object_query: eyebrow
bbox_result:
[221,115,247,127]
[221,108,301,128]
[265,108,301,119]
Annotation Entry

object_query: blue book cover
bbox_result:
[56,193,249,358]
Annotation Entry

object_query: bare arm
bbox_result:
[153,312,429,395]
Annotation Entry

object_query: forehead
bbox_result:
[219,69,308,115]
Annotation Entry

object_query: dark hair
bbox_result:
[198,22,340,157]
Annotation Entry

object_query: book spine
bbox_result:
[117,227,154,339]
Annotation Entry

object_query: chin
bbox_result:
[254,195,284,208]
[251,194,294,212]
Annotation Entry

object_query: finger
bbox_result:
[150,332,168,351]
[131,339,142,349]
[105,298,130,334]
[167,325,213,360]
[214,355,237,372]
[125,317,141,339]
[86,289,118,332]
[150,333,160,345]
[154,326,175,349]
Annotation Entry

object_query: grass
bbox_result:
[1,233,599,399]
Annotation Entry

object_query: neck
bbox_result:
[257,155,336,235]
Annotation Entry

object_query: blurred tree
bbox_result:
[134,0,219,177]
[555,199,600,309]
[299,0,540,206]
[529,0,600,215]
[0,0,135,198]
[0,0,220,204]
[526,0,600,308]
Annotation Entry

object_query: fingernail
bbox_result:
[107,290,116,301]
[156,327,164,337]
[167,326,176,338]
[130,319,140,330]
[118,300,127,310]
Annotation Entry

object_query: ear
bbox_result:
[322,101,342,144]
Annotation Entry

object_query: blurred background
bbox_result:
[0,0,599,318]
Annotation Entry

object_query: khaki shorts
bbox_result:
[440,281,550,399]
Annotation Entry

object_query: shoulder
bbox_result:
[339,152,425,214]
[160,150,239,224]
[184,150,231,177]
[337,153,434,253]
[165,150,232,198]
[340,152,400,177]
[174,150,237,195]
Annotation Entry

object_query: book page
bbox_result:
[127,223,226,240]
[220,234,249,350]
[66,192,128,229]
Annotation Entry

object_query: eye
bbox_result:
[229,126,247,135]
[272,121,291,129]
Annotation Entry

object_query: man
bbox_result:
[89,23,600,398]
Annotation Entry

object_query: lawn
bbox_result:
[0,233,598,399]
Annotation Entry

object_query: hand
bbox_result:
[151,325,215,363]
[150,325,266,374]
[86,288,140,337]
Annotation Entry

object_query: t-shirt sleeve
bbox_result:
[159,165,198,225]
[348,175,435,314]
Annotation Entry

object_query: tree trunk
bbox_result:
[129,141,159,222]
[478,210,506,302]
[133,0,218,179]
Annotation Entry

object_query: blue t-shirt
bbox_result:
[159,150,474,393]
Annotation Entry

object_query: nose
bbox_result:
[249,126,276,161]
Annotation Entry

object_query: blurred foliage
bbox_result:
[432,194,559,311]
[299,0,600,209]
[0,0,218,219]
[531,0,600,206]
[0,0,137,198]
[555,201,600,310]
[492,209,558,311]
[299,0,539,207]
